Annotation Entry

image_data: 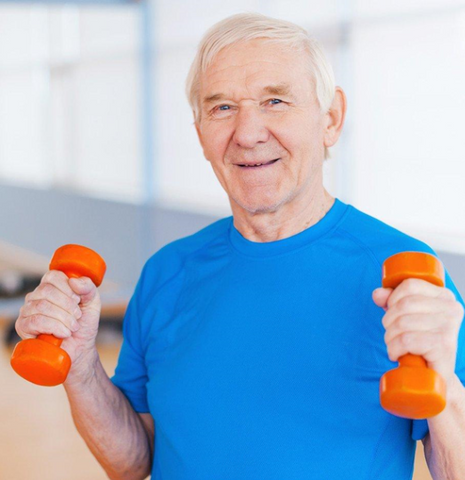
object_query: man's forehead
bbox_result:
[200,42,311,106]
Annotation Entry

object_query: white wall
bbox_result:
[0,5,142,202]
[350,6,465,253]
[0,1,464,253]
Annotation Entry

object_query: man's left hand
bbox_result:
[373,279,464,386]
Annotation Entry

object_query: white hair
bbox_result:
[185,12,336,160]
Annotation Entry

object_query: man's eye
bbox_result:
[212,99,283,116]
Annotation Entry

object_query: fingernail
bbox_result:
[74,308,82,318]
[73,294,80,303]
[71,321,80,332]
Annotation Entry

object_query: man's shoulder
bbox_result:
[144,215,232,272]
[338,202,436,267]
[130,216,231,306]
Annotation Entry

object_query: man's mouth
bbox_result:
[237,158,280,168]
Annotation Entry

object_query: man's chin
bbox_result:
[231,197,283,215]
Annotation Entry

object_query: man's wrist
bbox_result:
[64,348,100,391]
[446,374,465,405]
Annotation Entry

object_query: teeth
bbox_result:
[239,160,279,167]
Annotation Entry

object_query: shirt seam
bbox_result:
[138,230,230,354]
[336,225,383,272]
[140,230,229,312]
[364,415,395,480]
[338,225,429,447]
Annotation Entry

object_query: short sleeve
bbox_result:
[111,270,150,413]
[411,268,465,440]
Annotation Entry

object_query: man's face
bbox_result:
[196,39,328,215]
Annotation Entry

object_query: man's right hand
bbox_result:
[14,270,102,384]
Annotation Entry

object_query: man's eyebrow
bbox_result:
[262,83,292,96]
[202,83,294,105]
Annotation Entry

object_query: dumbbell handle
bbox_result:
[398,355,426,368]
[37,334,63,347]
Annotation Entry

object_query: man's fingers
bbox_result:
[20,300,81,334]
[385,329,457,365]
[68,277,98,307]
[373,288,392,311]
[383,312,443,345]
[382,294,457,330]
[15,269,85,341]
[35,270,81,303]
[24,282,81,319]
[15,313,74,340]
[386,278,455,310]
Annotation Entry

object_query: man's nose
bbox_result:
[232,106,270,148]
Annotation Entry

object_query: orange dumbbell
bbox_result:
[380,251,446,419]
[10,244,106,387]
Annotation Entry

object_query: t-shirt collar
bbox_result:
[228,198,348,258]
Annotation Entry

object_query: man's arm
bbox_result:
[14,268,154,479]
[64,350,154,480]
[373,277,465,479]
[422,374,465,479]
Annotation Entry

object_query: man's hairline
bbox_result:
[193,39,318,124]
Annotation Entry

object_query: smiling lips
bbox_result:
[236,158,280,168]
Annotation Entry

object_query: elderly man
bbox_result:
[15,12,465,480]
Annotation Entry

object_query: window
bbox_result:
[0,3,141,202]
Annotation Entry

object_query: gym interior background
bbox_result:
[1,0,464,478]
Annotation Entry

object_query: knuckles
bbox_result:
[14,322,30,339]
[395,333,409,351]
[442,288,456,301]
[38,283,55,297]
[42,270,67,285]
[381,284,463,366]
[453,301,464,319]
[36,299,51,314]
[28,314,42,327]
[396,296,414,311]
[399,278,419,294]
[396,315,410,332]
[443,334,457,351]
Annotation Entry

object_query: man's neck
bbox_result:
[232,189,335,243]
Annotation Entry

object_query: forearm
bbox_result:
[64,351,152,480]
[425,375,465,479]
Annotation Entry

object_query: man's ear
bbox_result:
[323,87,347,149]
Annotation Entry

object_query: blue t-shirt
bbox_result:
[111,198,465,480]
